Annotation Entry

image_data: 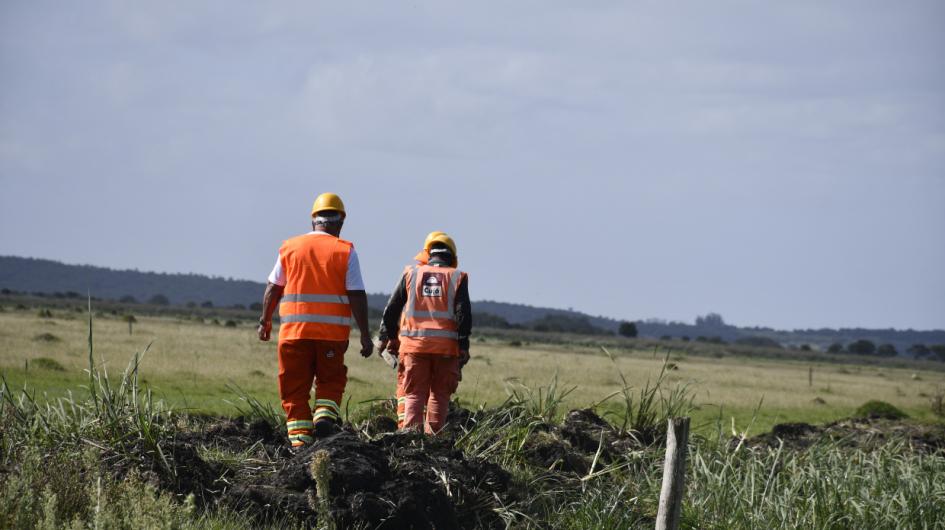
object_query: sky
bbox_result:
[1,1,943,330]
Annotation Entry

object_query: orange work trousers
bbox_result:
[278,339,348,446]
[399,352,460,434]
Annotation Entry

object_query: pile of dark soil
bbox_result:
[99,406,643,529]
[746,417,945,452]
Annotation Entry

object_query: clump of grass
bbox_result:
[32,332,61,342]
[685,440,945,528]
[930,388,944,418]
[309,450,332,528]
[248,370,265,378]
[30,357,66,371]
[855,400,907,420]
[36,308,53,318]
[224,382,282,429]
[596,347,694,445]
[224,320,237,328]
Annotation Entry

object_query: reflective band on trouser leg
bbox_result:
[313,399,341,422]
[400,329,460,339]
[288,432,314,446]
[287,419,314,447]
[287,419,315,431]
[397,396,406,428]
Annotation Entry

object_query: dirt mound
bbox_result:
[746,418,945,452]
[92,406,644,528]
[215,422,513,529]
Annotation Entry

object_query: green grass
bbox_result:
[2,310,944,437]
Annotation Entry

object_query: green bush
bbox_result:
[618,321,638,338]
[855,400,907,420]
[30,357,66,371]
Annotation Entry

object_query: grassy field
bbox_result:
[4,306,945,529]
[2,307,943,435]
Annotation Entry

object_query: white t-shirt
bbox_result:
[267,231,365,290]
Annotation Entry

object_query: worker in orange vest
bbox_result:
[257,193,374,448]
[389,231,450,425]
[377,233,471,434]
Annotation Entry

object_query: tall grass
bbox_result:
[685,439,945,528]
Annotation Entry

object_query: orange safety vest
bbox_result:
[398,264,467,356]
[277,234,353,342]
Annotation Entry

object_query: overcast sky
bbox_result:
[1,1,943,330]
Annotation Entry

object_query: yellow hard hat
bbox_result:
[311,193,346,217]
[425,232,457,257]
[423,231,446,249]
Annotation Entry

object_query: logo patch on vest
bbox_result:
[420,272,446,297]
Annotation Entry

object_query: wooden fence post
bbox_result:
[656,416,690,530]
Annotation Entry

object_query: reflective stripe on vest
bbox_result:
[281,294,350,304]
[280,314,351,325]
[400,329,459,339]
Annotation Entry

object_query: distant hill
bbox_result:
[2,255,943,355]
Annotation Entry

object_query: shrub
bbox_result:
[734,336,782,349]
[930,345,945,362]
[827,342,844,353]
[855,400,907,420]
[618,321,638,338]
[529,314,609,335]
[876,343,897,357]
[224,320,237,328]
[847,340,876,355]
[147,294,170,306]
[31,357,66,371]
[36,308,53,318]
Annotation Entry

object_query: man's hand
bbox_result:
[360,334,374,358]
[459,349,470,368]
[257,320,272,341]
[377,338,389,354]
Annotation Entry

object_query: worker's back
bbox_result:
[398,262,466,356]
[278,233,353,342]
